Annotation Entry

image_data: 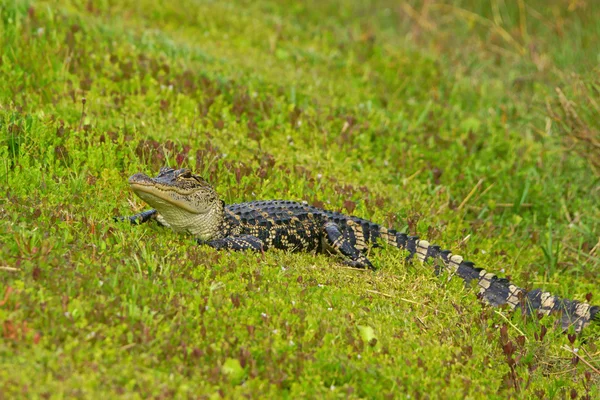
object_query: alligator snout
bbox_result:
[128,173,152,185]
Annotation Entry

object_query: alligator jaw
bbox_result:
[128,173,202,214]
[129,182,201,214]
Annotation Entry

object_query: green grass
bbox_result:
[1,0,600,397]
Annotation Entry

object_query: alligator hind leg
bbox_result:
[114,209,159,225]
[322,222,374,270]
[199,235,264,252]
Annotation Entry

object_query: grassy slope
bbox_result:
[1,0,599,397]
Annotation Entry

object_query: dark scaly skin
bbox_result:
[119,167,600,333]
[210,201,375,269]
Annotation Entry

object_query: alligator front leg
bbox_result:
[114,209,159,225]
[322,222,374,270]
[199,235,265,251]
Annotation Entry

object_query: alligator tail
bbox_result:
[384,230,598,333]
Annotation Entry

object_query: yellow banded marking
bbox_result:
[388,234,397,246]
[379,227,389,244]
[575,303,591,320]
[353,225,367,250]
[537,292,554,315]
[416,240,429,262]
[448,254,463,273]
[478,272,496,291]
[505,284,523,308]
[331,236,345,249]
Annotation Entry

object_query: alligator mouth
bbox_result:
[129,174,202,214]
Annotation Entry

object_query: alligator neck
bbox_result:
[188,203,226,241]
[157,201,226,241]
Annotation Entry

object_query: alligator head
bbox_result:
[128,166,224,240]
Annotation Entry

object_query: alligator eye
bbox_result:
[177,169,192,179]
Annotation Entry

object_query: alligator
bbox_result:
[117,166,599,333]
